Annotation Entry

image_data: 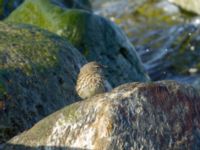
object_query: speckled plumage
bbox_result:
[76,61,106,99]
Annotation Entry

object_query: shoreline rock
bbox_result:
[3,80,200,149]
[0,21,86,143]
[6,1,150,86]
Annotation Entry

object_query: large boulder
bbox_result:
[0,0,92,20]
[3,81,200,149]
[6,1,150,87]
[98,0,200,83]
[169,0,200,15]
[0,21,86,143]
[91,0,147,17]
[133,24,200,82]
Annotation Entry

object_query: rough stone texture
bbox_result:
[169,0,200,15]
[0,21,86,143]
[0,0,92,20]
[127,23,200,82]
[3,80,200,150]
[6,1,150,87]
[0,0,23,19]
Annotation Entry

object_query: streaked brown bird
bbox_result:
[76,61,107,99]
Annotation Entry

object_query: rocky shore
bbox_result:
[0,0,200,149]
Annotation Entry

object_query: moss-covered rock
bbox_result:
[0,21,86,143]
[6,1,150,86]
[3,81,200,149]
[0,0,91,20]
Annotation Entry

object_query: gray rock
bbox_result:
[192,78,200,90]
[130,24,200,82]
[155,1,180,15]
[95,0,200,84]
[3,80,200,149]
[92,0,147,17]
[6,2,150,87]
[0,0,92,20]
[59,10,150,87]
[169,0,200,15]
[0,21,86,143]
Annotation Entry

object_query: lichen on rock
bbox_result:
[6,1,150,86]
[0,21,86,143]
[3,80,200,149]
[0,0,92,20]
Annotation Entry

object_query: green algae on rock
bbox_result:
[3,81,200,149]
[6,1,150,86]
[0,21,86,143]
[0,0,92,20]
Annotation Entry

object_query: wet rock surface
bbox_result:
[169,0,200,15]
[94,0,200,84]
[3,81,200,150]
[133,24,200,82]
[0,21,86,143]
[92,0,147,17]
[6,1,150,86]
[0,0,200,149]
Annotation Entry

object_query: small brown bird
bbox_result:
[76,61,107,99]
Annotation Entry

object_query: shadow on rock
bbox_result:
[1,144,90,150]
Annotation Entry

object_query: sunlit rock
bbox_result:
[155,1,179,15]
[169,0,200,15]
[3,80,200,150]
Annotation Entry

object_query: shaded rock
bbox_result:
[51,0,92,11]
[133,24,200,82]
[95,0,200,84]
[1,144,87,150]
[6,3,150,86]
[0,0,92,20]
[0,0,23,20]
[3,80,200,149]
[118,6,200,83]
[0,21,86,143]
[192,78,200,90]
[169,0,200,15]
